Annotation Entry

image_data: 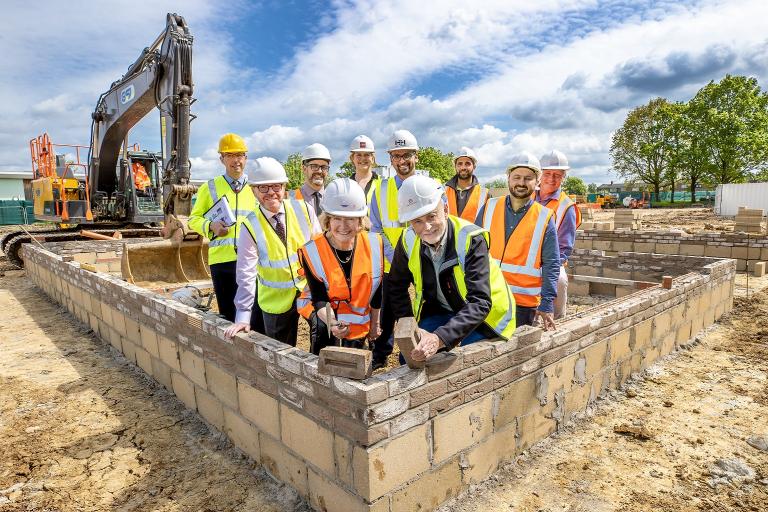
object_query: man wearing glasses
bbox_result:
[368,129,421,368]
[224,157,321,345]
[290,143,331,216]
[189,133,256,322]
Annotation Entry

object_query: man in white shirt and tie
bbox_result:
[224,157,321,345]
[290,143,330,217]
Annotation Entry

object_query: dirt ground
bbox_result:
[1,210,767,511]
[592,206,743,233]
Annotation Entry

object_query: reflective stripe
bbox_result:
[303,239,328,286]
[289,199,312,240]
[367,231,383,301]
[258,276,297,288]
[337,313,370,324]
[510,285,541,295]
[554,194,574,230]
[207,179,219,203]
[494,285,515,333]
[378,178,401,228]
[455,223,481,268]
[234,209,253,217]
[209,237,236,248]
[245,211,299,269]
[403,227,417,254]
[525,207,550,269]
[482,196,502,231]
[499,262,542,277]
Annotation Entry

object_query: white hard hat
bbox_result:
[321,178,368,218]
[507,152,542,177]
[398,175,445,223]
[453,147,477,166]
[387,130,419,152]
[250,157,289,185]
[349,135,375,153]
[303,143,331,162]
[540,150,570,171]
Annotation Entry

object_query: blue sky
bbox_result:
[1,0,767,186]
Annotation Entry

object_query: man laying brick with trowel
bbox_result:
[387,175,517,363]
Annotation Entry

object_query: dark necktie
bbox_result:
[274,213,287,245]
[313,192,321,214]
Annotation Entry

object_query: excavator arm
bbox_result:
[89,12,196,239]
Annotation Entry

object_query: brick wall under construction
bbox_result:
[23,242,735,512]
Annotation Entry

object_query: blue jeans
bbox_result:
[399,313,486,365]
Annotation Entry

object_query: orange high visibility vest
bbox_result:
[482,198,553,308]
[289,189,304,201]
[298,231,384,340]
[542,191,582,230]
[446,184,488,222]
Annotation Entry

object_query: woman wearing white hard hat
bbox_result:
[297,178,384,354]
[348,135,382,204]
[387,175,516,363]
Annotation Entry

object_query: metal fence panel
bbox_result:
[0,200,35,225]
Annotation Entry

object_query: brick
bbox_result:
[494,372,540,428]
[259,433,309,497]
[394,316,424,369]
[318,347,371,380]
[334,415,390,446]
[139,326,159,358]
[171,371,197,411]
[157,335,181,371]
[425,351,463,380]
[195,386,224,430]
[309,468,383,512]
[124,317,141,345]
[409,378,448,407]
[179,347,206,388]
[513,324,543,347]
[135,347,152,375]
[333,434,353,486]
[376,365,427,395]
[390,404,430,435]
[447,367,480,391]
[433,394,494,463]
[223,408,260,460]
[517,405,557,452]
[205,360,238,409]
[105,327,122,352]
[151,357,173,390]
[302,398,334,429]
[352,423,431,500]
[460,342,496,365]
[479,353,514,379]
[281,405,335,475]
[111,308,127,337]
[330,376,389,405]
[463,376,495,403]
[704,245,732,258]
[753,261,766,277]
[391,457,463,511]
[238,378,280,439]
[121,337,138,363]
[462,423,518,484]
[363,395,409,425]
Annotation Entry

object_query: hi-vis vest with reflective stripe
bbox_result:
[543,191,582,231]
[445,184,488,223]
[242,199,313,314]
[288,189,304,201]
[402,216,516,340]
[188,175,256,265]
[374,177,406,270]
[298,231,384,340]
[482,198,553,308]
[360,174,382,205]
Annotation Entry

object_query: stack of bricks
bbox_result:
[734,206,765,234]
[23,242,737,512]
[613,209,643,230]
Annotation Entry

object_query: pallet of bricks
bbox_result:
[577,206,614,231]
[614,209,643,230]
[734,206,765,234]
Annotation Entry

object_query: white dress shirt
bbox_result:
[233,202,321,324]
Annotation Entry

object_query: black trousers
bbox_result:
[516,306,537,327]
[308,311,366,355]
[251,287,299,347]
[371,273,395,363]
[210,261,238,322]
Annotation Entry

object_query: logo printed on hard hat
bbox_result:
[359,142,367,148]
[395,139,406,146]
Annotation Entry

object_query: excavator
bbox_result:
[2,13,207,284]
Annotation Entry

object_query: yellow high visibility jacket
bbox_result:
[241,199,313,314]
[188,175,256,265]
[373,177,406,271]
[402,215,516,340]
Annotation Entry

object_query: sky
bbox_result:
[1,0,767,186]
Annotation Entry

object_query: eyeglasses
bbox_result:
[256,184,284,193]
[390,152,416,162]
[306,163,330,172]
[223,152,247,159]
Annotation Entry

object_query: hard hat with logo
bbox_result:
[507,152,542,177]
[303,143,331,162]
[398,175,445,223]
[453,146,477,166]
[218,133,248,154]
[349,135,375,153]
[249,157,289,185]
[321,178,368,218]
[387,130,419,152]
[539,150,570,172]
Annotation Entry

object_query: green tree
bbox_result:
[484,178,507,190]
[610,97,672,198]
[338,161,355,178]
[417,147,455,183]
[687,75,768,185]
[587,183,598,193]
[283,152,305,190]
[562,176,587,195]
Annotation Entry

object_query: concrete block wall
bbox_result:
[24,243,736,512]
[576,230,768,271]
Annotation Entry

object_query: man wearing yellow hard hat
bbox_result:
[189,133,257,322]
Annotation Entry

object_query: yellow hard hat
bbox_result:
[218,133,248,154]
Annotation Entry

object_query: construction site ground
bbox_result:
[1,208,767,511]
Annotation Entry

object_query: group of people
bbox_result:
[188,130,581,368]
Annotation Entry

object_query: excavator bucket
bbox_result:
[121,239,209,286]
